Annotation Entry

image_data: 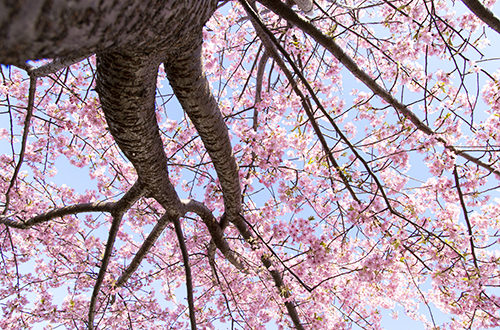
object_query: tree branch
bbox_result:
[164,40,245,228]
[173,218,197,330]
[460,0,500,35]
[257,0,500,176]
[254,51,269,130]
[88,182,145,329]
[114,213,175,288]
[0,202,116,229]
[2,73,36,215]
[183,199,247,272]
[453,166,479,270]
[96,50,183,216]
[259,246,305,330]
[29,53,92,78]
[244,2,440,239]
[242,0,358,201]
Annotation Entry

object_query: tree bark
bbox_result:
[96,50,183,214]
[0,0,217,64]
[165,40,243,218]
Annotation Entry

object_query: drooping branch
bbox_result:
[88,182,145,329]
[257,0,500,176]
[259,253,305,330]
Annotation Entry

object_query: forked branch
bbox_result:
[88,182,145,329]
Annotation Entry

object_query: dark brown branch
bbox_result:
[183,199,247,271]
[453,166,479,269]
[257,0,500,176]
[2,73,36,215]
[173,218,197,330]
[89,216,126,329]
[115,197,251,290]
[255,51,269,104]
[238,213,306,330]
[0,202,115,229]
[96,51,183,215]
[460,0,500,35]
[254,51,269,130]
[164,40,245,228]
[114,213,175,288]
[260,248,305,330]
[88,182,145,329]
[5,227,20,297]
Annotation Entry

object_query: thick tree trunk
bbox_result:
[96,51,183,214]
[0,0,217,64]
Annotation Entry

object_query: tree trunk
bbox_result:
[0,0,217,64]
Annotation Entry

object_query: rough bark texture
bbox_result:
[0,0,217,64]
[96,51,183,214]
[165,41,242,217]
[0,0,220,216]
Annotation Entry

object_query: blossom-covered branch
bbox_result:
[258,0,500,176]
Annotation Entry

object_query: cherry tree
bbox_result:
[0,0,499,328]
